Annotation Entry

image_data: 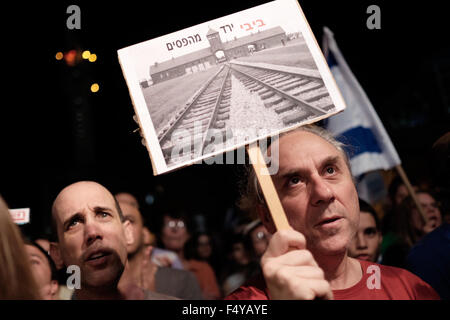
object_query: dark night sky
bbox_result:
[1,0,448,237]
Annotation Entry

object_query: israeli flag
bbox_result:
[322,27,401,178]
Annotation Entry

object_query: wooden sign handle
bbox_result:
[247,143,291,231]
[395,165,428,224]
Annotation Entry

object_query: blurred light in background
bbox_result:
[88,53,97,62]
[64,49,78,66]
[145,194,155,205]
[82,50,91,59]
[90,83,100,93]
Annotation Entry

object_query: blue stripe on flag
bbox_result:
[326,50,337,67]
[337,126,382,158]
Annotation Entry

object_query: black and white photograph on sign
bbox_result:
[118,0,346,175]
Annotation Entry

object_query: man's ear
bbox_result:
[49,242,64,270]
[122,220,134,246]
[257,204,276,234]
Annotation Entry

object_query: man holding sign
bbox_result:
[227,125,439,300]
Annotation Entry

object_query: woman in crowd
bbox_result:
[382,190,442,267]
[0,195,40,299]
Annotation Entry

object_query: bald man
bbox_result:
[50,181,175,300]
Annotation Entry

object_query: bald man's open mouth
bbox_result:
[83,246,114,267]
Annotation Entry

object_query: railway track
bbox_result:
[229,61,334,126]
[159,60,334,166]
[159,65,233,165]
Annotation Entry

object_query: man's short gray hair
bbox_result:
[238,124,351,217]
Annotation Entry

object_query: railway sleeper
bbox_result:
[203,87,221,94]
[220,101,231,108]
[170,128,207,142]
[246,83,261,90]
[191,104,214,112]
[264,75,291,84]
[163,136,204,159]
[260,70,280,77]
[282,109,311,125]
[306,92,329,103]
[252,69,273,76]
[250,86,264,93]
[241,79,255,87]
[203,128,233,152]
[241,83,255,90]
[186,108,213,118]
[288,79,312,90]
[216,113,230,121]
[218,107,230,115]
[258,74,281,83]
[260,91,277,100]
[199,92,219,99]
[196,97,217,105]
[242,79,257,86]
[278,79,308,92]
[292,83,323,96]
[192,103,216,112]
[278,82,303,93]
[202,90,220,96]
[313,98,333,110]
[256,86,270,93]
[269,79,296,89]
[275,102,297,114]
[264,96,284,108]
[185,109,212,118]
[182,113,210,124]
[177,119,210,130]
[203,89,221,96]
[321,103,335,111]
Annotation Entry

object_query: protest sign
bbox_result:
[118,0,345,176]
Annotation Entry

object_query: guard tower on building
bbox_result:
[206,27,227,62]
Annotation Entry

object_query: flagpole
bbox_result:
[395,165,428,223]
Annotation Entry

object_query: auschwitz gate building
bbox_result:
[149,26,287,85]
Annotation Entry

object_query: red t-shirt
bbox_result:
[225,259,440,300]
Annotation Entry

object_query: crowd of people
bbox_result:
[0,125,448,300]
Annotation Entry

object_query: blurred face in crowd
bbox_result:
[231,242,249,266]
[142,226,155,246]
[249,224,271,258]
[395,184,409,206]
[161,215,189,253]
[51,182,133,290]
[25,244,58,299]
[268,131,360,256]
[412,192,442,231]
[347,212,382,262]
[196,234,212,260]
[115,192,139,209]
[118,202,144,255]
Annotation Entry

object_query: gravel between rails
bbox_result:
[227,73,284,145]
